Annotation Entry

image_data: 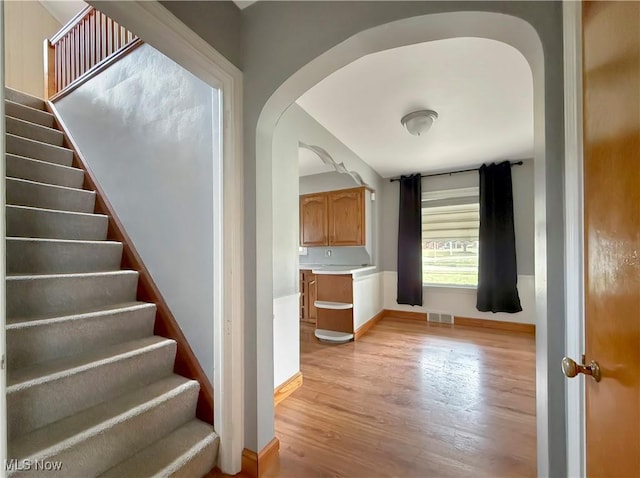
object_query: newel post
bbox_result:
[43,39,56,99]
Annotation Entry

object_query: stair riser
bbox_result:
[6,155,84,189]
[6,116,64,146]
[6,272,138,320]
[7,305,156,369]
[7,341,177,438]
[6,206,108,241]
[5,101,54,128]
[8,382,198,478]
[5,89,46,110]
[6,134,73,167]
[6,178,96,214]
[7,239,123,275]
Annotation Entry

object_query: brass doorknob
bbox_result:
[562,356,601,382]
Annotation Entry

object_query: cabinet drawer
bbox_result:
[316,274,353,303]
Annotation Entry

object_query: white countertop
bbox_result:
[299,264,376,275]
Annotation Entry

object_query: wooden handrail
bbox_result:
[44,6,140,100]
[50,5,93,45]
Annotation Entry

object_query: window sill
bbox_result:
[422,283,477,292]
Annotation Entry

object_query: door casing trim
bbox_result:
[563,2,586,476]
[0,1,8,470]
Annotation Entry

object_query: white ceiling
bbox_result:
[39,0,87,26]
[296,37,533,178]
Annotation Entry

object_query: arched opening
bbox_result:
[256,10,552,475]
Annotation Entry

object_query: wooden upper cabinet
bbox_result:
[300,193,328,246]
[300,187,365,247]
[328,188,365,246]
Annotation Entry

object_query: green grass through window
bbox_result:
[422,244,478,287]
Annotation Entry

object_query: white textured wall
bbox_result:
[55,44,218,383]
[4,1,61,97]
[382,271,536,324]
[272,106,300,299]
[273,293,300,388]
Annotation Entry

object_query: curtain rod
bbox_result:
[388,160,524,182]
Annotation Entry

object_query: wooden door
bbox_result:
[300,193,328,246]
[583,2,640,475]
[327,187,365,246]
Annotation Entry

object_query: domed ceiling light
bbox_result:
[400,109,439,136]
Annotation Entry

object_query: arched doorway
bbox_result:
[256,10,556,475]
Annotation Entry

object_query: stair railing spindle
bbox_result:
[44,6,140,100]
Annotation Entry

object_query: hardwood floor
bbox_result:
[266,316,536,478]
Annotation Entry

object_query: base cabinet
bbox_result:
[315,274,354,334]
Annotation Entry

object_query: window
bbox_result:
[422,187,479,287]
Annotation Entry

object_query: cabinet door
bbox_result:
[327,188,365,246]
[299,271,306,320]
[300,193,328,246]
[308,275,317,323]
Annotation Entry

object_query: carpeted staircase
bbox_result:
[4,87,219,477]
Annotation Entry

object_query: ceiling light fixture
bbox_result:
[400,109,439,136]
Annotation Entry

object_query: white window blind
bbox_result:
[421,187,479,240]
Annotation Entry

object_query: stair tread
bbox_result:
[7,269,137,281]
[6,115,62,134]
[5,99,52,116]
[8,335,174,388]
[5,88,46,109]
[100,419,217,478]
[6,236,121,246]
[6,237,124,275]
[6,132,72,154]
[9,375,198,460]
[6,176,94,195]
[7,301,154,328]
[6,203,107,218]
[6,175,95,213]
[6,153,82,173]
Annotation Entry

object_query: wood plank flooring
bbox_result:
[267,316,536,478]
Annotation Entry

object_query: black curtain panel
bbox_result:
[397,174,423,306]
[476,162,523,313]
